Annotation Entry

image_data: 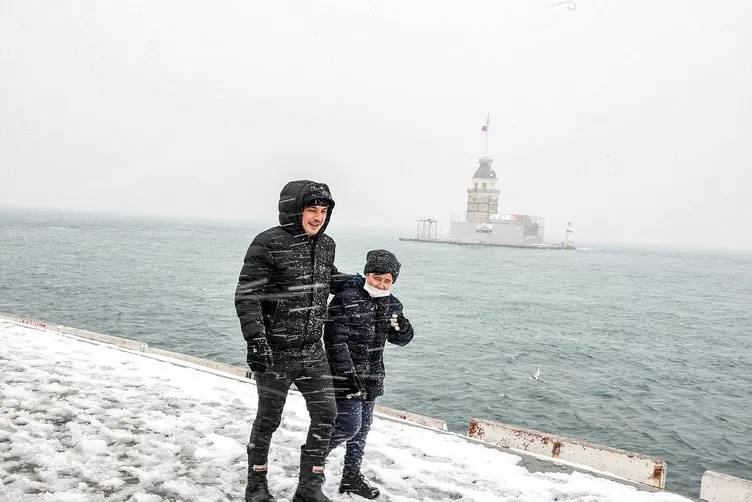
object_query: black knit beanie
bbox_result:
[303,196,332,208]
[302,183,334,209]
[363,249,401,282]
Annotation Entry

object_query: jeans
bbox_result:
[327,399,376,472]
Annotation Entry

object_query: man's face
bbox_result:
[366,273,394,291]
[301,205,328,236]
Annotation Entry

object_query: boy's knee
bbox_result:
[335,427,359,445]
[358,419,373,435]
[360,413,374,433]
[337,413,363,440]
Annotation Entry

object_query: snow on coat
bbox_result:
[234,180,351,357]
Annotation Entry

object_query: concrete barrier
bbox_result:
[7,316,50,331]
[375,405,448,431]
[55,325,150,352]
[147,347,249,379]
[467,418,667,489]
[701,471,752,502]
[0,313,149,352]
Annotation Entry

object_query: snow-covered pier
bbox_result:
[0,315,718,501]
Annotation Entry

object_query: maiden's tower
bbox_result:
[402,117,571,249]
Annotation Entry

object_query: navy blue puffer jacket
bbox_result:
[324,275,414,399]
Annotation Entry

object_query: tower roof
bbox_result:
[473,156,496,179]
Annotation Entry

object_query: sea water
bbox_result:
[1,208,750,497]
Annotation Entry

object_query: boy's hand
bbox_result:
[387,312,413,346]
[343,372,365,398]
[389,313,408,332]
[389,313,401,331]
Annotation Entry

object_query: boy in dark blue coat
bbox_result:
[323,249,414,499]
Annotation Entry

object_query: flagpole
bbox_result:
[484,112,490,155]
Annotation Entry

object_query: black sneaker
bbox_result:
[339,471,380,499]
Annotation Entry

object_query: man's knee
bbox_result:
[305,391,338,426]
[319,399,338,424]
[253,404,285,433]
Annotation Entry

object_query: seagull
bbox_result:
[531,366,541,380]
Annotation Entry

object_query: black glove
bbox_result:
[247,338,273,374]
[343,372,365,399]
[389,312,409,332]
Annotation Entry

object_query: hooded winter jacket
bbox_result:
[324,275,414,399]
[235,180,351,355]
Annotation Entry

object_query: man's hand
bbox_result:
[247,338,273,374]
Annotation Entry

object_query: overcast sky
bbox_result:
[1,0,750,249]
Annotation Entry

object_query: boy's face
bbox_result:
[366,273,394,291]
[301,205,328,236]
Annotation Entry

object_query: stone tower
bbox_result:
[465,156,500,223]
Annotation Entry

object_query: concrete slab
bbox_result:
[701,471,752,502]
[468,417,667,489]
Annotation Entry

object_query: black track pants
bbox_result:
[247,346,337,466]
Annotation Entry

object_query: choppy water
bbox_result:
[1,208,750,497]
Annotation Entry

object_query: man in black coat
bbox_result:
[235,180,351,502]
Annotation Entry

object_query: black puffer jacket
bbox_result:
[324,275,414,399]
[235,180,351,356]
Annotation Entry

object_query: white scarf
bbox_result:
[363,279,391,298]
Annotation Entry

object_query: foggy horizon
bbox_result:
[2,1,750,251]
[3,202,751,256]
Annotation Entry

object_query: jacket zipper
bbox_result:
[301,238,316,348]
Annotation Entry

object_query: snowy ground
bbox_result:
[0,320,692,502]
